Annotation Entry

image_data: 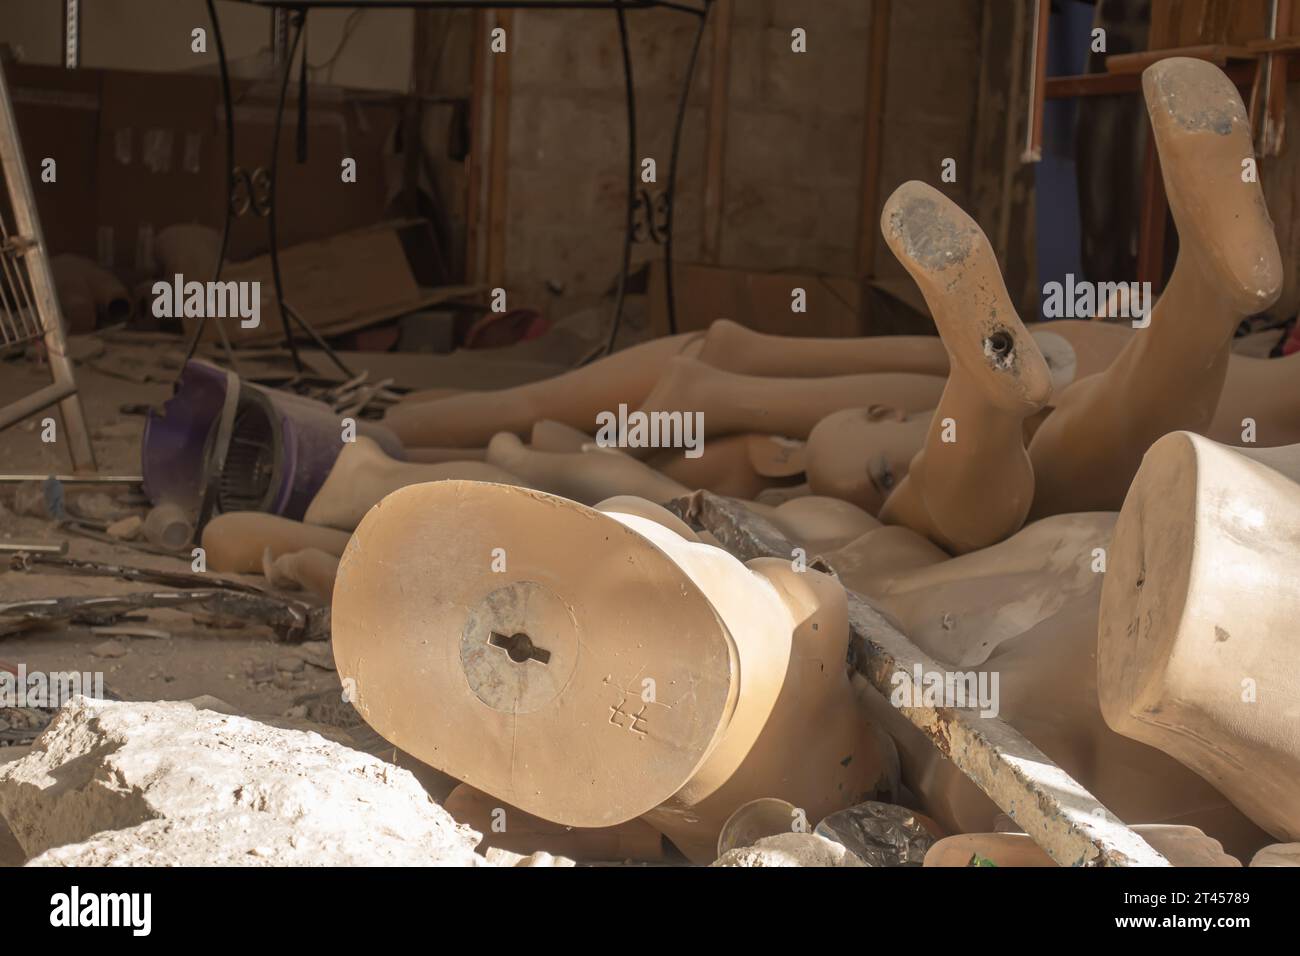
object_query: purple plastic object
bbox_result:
[143,360,404,522]
[142,361,231,515]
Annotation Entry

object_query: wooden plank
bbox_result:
[855,0,891,277]
[996,0,1028,264]
[1047,58,1266,98]
[1150,0,1271,49]
[700,0,733,264]
[1106,43,1250,73]
[666,490,1172,868]
[1045,70,1143,98]
[1248,34,1300,52]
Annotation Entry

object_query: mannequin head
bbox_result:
[806,405,927,514]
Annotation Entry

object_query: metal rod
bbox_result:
[267,11,307,373]
[1022,0,1049,164]
[0,474,142,483]
[600,0,638,360]
[183,0,241,371]
[668,490,1171,867]
[63,0,80,69]
[284,302,355,376]
[0,540,68,555]
[661,0,710,336]
[0,247,31,344]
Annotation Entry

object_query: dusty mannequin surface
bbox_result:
[805,406,930,514]
[1209,351,1300,446]
[821,507,1268,857]
[1028,58,1283,518]
[444,783,669,863]
[697,317,950,377]
[1099,432,1300,841]
[330,483,884,864]
[641,554,888,862]
[873,181,1053,554]
[382,332,703,447]
[262,547,340,601]
[201,512,351,573]
[390,386,464,405]
[755,482,812,506]
[923,826,1240,867]
[631,354,944,448]
[1032,321,1300,443]
[402,446,487,463]
[1021,330,1300,446]
[830,512,1115,667]
[303,435,521,531]
[650,434,805,500]
[742,496,881,554]
[485,433,689,506]
[1037,319,1133,383]
[696,317,1075,385]
[854,594,1271,861]
[529,419,593,452]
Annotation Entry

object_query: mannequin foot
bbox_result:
[1145,57,1282,315]
[881,181,1051,413]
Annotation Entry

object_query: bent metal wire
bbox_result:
[183,0,713,378]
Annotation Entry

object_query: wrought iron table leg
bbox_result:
[269,10,353,377]
[600,0,638,359]
[182,0,240,370]
[662,0,710,339]
[268,10,308,373]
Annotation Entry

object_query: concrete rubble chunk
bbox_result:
[0,696,490,866]
[484,847,577,867]
[89,639,128,659]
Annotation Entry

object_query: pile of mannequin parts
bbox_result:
[201,59,1299,867]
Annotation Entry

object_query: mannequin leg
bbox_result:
[382,332,703,447]
[1209,351,1300,446]
[632,355,944,445]
[1028,58,1283,518]
[304,435,522,531]
[262,547,341,601]
[697,317,949,377]
[873,182,1052,554]
[201,512,352,574]
[485,433,690,506]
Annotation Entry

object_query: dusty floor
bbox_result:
[0,321,598,725]
[0,355,347,720]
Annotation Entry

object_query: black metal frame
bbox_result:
[186,0,712,376]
